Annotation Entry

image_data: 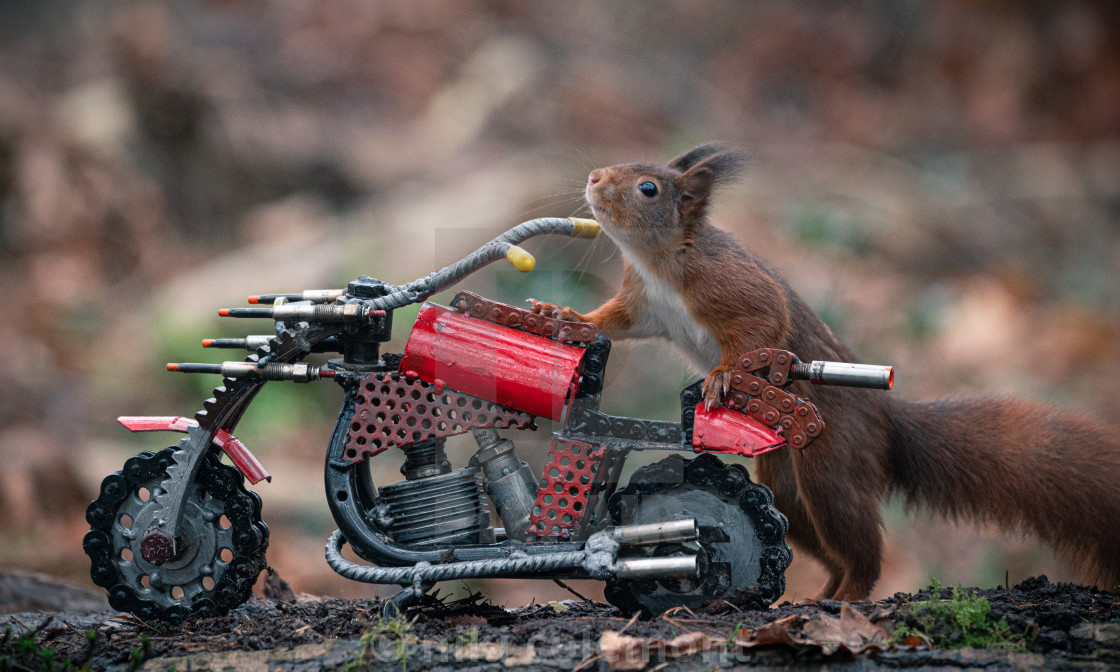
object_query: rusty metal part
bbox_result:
[139,528,176,565]
[451,291,599,343]
[718,348,826,451]
[792,402,824,438]
[736,348,796,386]
[344,373,535,463]
[528,438,603,539]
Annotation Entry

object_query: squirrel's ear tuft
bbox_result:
[677,149,748,199]
[667,143,747,174]
[676,148,748,220]
[694,149,749,188]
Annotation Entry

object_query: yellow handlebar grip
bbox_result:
[569,218,600,238]
[505,245,536,272]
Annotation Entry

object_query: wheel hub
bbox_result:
[114,477,233,608]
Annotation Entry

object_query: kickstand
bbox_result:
[382,580,432,619]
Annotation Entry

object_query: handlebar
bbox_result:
[357,217,600,312]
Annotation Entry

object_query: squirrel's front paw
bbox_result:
[528,299,585,322]
[702,366,734,411]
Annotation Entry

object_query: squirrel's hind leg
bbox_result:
[755,452,847,600]
[789,449,886,601]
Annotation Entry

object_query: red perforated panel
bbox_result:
[527,437,603,539]
[344,373,535,463]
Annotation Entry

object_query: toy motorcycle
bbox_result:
[83,217,893,622]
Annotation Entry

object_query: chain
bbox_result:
[451,291,600,343]
[723,348,825,450]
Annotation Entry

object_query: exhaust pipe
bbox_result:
[615,555,699,579]
[610,519,698,546]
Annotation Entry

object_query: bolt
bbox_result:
[140,529,175,565]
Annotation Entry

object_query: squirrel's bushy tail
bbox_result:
[887,397,1120,589]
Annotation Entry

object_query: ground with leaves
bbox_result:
[2,572,1118,671]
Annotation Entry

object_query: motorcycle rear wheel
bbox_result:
[605,453,790,616]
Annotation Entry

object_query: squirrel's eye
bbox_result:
[638,181,658,198]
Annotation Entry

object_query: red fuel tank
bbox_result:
[400,302,587,421]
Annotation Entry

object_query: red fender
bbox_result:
[116,416,271,485]
[691,405,787,458]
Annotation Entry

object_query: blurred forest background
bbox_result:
[1,0,1118,608]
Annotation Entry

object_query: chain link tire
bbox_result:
[83,448,268,623]
[605,453,791,616]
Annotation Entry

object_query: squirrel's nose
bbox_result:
[588,170,601,185]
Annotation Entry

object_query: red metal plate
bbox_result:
[528,437,602,539]
[116,416,270,484]
[400,303,587,421]
[691,404,787,458]
[343,374,535,463]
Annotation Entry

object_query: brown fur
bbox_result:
[534,144,1120,600]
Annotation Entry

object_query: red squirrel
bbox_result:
[531,143,1120,601]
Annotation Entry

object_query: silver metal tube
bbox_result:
[794,361,894,390]
[611,519,699,546]
[222,304,378,323]
[614,555,698,579]
[269,303,367,322]
[301,289,345,303]
[470,429,538,542]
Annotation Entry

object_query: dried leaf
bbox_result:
[732,605,889,656]
[658,631,710,658]
[799,603,889,655]
[599,630,649,671]
[599,630,717,670]
[734,614,800,647]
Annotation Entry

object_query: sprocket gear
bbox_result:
[150,324,340,563]
[605,453,791,616]
[83,448,268,623]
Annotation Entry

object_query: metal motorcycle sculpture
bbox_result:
[83,218,893,622]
